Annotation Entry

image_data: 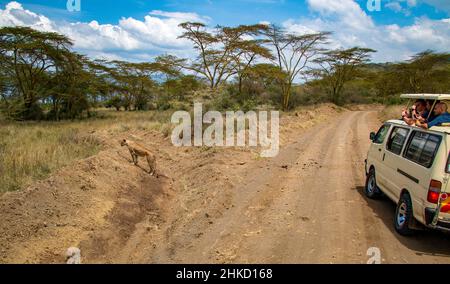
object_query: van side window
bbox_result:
[386,127,409,155]
[374,124,390,144]
[404,131,441,168]
[446,153,450,173]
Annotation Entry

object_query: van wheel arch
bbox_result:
[394,191,416,236]
[400,189,410,198]
[365,167,380,199]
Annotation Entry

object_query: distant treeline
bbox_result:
[0,25,449,120]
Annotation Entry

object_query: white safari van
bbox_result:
[365,94,450,236]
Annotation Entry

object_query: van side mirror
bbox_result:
[370,132,376,141]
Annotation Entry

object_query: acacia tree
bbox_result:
[162,75,202,101]
[312,47,376,105]
[178,22,270,91]
[231,39,273,94]
[0,54,9,113]
[106,59,180,111]
[107,61,151,111]
[395,50,450,93]
[47,52,87,120]
[0,26,74,119]
[83,59,117,108]
[240,63,287,102]
[264,25,330,110]
[154,54,184,79]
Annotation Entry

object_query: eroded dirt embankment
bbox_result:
[3,104,449,264]
[0,104,341,264]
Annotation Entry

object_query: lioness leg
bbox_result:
[152,159,157,176]
[129,149,136,164]
[147,155,156,176]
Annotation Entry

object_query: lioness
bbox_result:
[120,139,157,176]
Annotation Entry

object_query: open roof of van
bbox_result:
[387,119,450,135]
[401,94,450,100]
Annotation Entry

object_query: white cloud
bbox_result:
[259,20,271,26]
[0,1,448,64]
[284,0,450,62]
[0,1,53,30]
[5,1,21,10]
[384,0,417,15]
[149,10,210,22]
[306,0,375,30]
[386,2,403,13]
[0,1,206,61]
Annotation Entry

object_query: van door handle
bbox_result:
[397,169,419,184]
[382,153,386,161]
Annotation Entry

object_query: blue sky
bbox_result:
[3,0,448,26]
[0,0,449,62]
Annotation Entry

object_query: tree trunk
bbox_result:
[238,75,243,95]
[282,82,292,111]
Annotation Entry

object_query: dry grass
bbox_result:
[0,109,173,194]
[379,105,403,122]
[0,104,379,194]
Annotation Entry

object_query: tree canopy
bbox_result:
[0,25,448,120]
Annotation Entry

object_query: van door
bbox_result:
[401,130,442,217]
[383,126,411,199]
[368,124,391,188]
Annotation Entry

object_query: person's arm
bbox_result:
[403,117,416,126]
[402,109,409,118]
[415,120,429,129]
[402,109,410,123]
[418,116,427,123]
[419,110,430,123]
[426,115,445,129]
[417,114,445,129]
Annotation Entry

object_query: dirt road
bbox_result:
[2,108,450,264]
[148,110,450,264]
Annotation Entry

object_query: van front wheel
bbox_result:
[395,193,415,236]
[365,168,380,199]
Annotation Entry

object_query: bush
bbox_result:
[156,95,172,111]
[105,97,124,111]
[14,102,44,121]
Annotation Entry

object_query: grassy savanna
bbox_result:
[0,24,448,195]
[378,105,403,123]
[0,104,335,194]
[0,109,173,194]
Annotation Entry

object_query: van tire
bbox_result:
[394,193,415,236]
[365,168,380,199]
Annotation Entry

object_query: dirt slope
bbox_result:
[144,110,450,264]
[2,106,450,264]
